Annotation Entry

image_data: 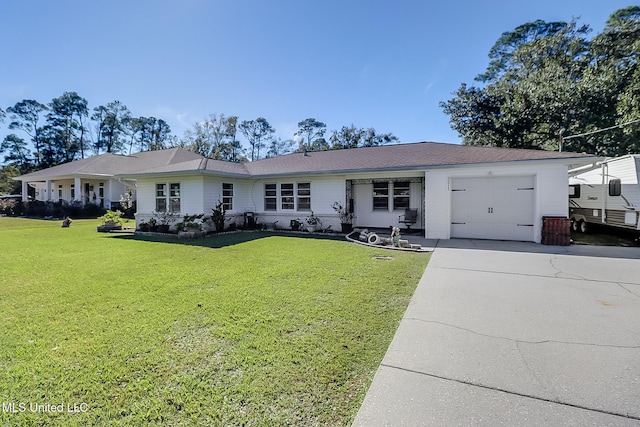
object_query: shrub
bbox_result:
[98,210,124,225]
[211,200,226,232]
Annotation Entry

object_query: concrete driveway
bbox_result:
[353,240,640,426]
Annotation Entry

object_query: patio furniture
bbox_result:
[398,208,418,231]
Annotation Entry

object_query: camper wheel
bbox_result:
[579,220,589,233]
[571,219,579,232]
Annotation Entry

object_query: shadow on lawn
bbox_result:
[107,230,346,249]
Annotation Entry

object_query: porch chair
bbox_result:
[398,208,418,231]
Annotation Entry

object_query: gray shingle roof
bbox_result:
[242,142,594,176]
[17,142,596,181]
[15,148,204,180]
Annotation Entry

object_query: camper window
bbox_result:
[569,184,581,198]
[608,179,621,197]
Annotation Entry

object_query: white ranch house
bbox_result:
[15,142,597,243]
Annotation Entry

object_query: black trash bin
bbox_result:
[244,212,255,229]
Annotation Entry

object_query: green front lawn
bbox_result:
[0,218,430,426]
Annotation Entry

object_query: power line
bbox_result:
[562,118,640,140]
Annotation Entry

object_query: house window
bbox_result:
[58,185,63,201]
[99,182,104,198]
[264,183,277,211]
[609,179,621,197]
[155,182,181,212]
[393,181,410,210]
[297,182,311,211]
[373,182,389,210]
[169,183,181,212]
[156,184,167,212]
[70,184,75,199]
[281,183,294,210]
[223,183,233,211]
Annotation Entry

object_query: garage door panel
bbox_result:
[451,176,535,241]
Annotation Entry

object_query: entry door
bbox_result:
[451,176,535,241]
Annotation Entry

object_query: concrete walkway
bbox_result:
[353,240,640,426]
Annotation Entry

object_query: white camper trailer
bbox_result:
[569,154,640,236]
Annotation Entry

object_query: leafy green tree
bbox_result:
[45,92,89,162]
[265,137,295,158]
[440,12,640,155]
[0,165,21,195]
[475,20,582,83]
[92,101,131,153]
[296,118,327,151]
[239,117,274,161]
[0,107,5,124]
[6,100,48,166]
[584,6,640,154]
[180,114,239,159]
[148,117,172,151]
[0,134,32,172]
[329,125,399,149]
[122,116,145,154]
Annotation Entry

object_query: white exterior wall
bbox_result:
[348,171,424,229]
[202,177,253,226]
[246,175,346,230]
[425,163,570,243]
[134,175,204,224]
[106,180,128,208]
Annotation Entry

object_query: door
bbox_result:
[451,176,535,241]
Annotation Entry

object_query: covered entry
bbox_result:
[450,175,535,241]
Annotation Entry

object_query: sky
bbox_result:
[0,0,634,152]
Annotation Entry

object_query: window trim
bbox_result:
[280,183,295,210]
[222,183,233,211]
[156,182,181,213]
[393,181,410,210]
[264,183,277,211]
[569,184,580,199]
[296,182,311,211]
[373,182,390,211]
[609,179,621,197]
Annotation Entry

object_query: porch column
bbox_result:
[74,177,81,202]
[22,181,28,202]
[45,180,52,201]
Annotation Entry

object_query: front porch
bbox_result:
[24,177,133,210]
[347,177,425,233]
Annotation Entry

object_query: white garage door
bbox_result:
[451,176,535,241]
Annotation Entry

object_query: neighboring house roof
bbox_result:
[16,142,598,182]
[15,148,204,181]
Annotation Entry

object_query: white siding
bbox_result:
[426,163,570,243]
[202,177,253,226]
[134,176,204,222]
[245,176,347,230]
[353,181,422,228]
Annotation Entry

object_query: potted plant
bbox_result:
[176,213,204,238]
[332,201,354,233]
[147,217,157,232]
[97,209,124,232]
[153,210,178,233]
[305,211,320,232]
[290,218,302,231]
